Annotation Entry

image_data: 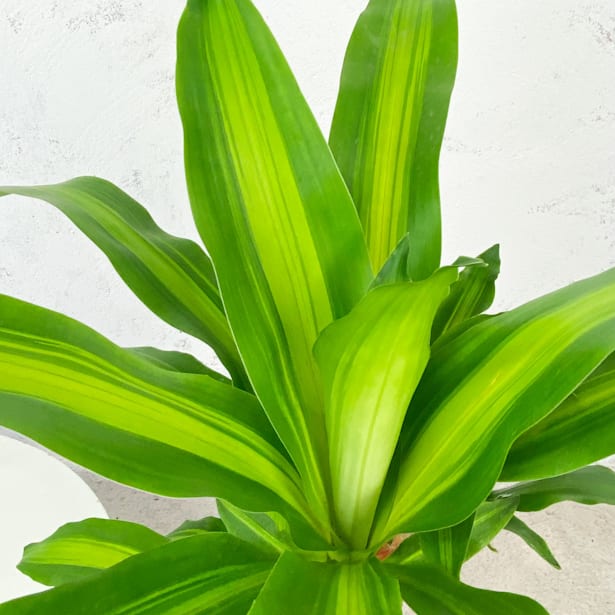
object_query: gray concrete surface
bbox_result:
[1,1,615,613]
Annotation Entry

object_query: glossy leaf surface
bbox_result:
[419,513,474,577]
[127,346,231,383]
[18,518,167,587]
[504,516,560,569]
[0,178,246,385]
[0,294,311,526]
[330,0,458,277]
[466,497,519,560]
[249,552,401,615]
[376,266,615,542]
[167,516,226,541]
[0,534,273,615]
[503,353,615,480]
[177,0,372,526]
[493,465,615,512]
[315,269,457,546]
[432,244,500,340]
[391,562,548,614]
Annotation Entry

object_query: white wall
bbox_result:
[1,1,614,612]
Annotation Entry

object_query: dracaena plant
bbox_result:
[0,0,614,613]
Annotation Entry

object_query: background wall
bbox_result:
[1,1,614,612]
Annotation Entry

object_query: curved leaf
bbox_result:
[466,496,519,560]
[0,534,273,615]
[390,562,548,615]
[128,346,230,384]
[504,516,560,569]
[0,178,247,386]
[493,465,615,512]
[503,353,615,480]
[432,244,501,340]
[177,0,373,529]
[248,552,401,615]
[314,268,457,546]
[0,294,314,529]
[375,266,615,543]
[330,0,458,277]
[18,518,167,587]
[418,513,474,578]
[167,516,226,541]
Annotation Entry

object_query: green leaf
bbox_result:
[374,266,615,543]
[218,500,290,556]
[419,513,474,578]
[248,552,402,615]
[432,244,501,340]
[503,352,615,480]
[314,268,458,546]
[0,178,247,386]
[330,0,458,277]
[18,518,167,587]
[0,294,313,529]
[493,465,615,512]
[466,496,519,560]
[127,346,231,383]
[390,561,548,614]
[177,0,373,530]
[0,534,274,615]
[504,516,561,569]
[166,516,226,541]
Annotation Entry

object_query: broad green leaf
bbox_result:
[374,266,615,543]
[504,516,560,569]
[432,244,501,340]
[466,496,519,560]
[177,0,372,528]
[419,513,474,578]
[493,465,615,512]
[18,518,167,587]
[330,0,458,277]
[503,353,615,480]
[0,534,273,615]
[314,268,458,546]
[0,294,314,530]
[248,552,401,615]
[128,346,231,383]
[390,562,548,614]
[167,516,226,541]
[0,178,247,386]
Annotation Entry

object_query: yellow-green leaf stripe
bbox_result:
[330,0,458,277]
[177,0,372,533]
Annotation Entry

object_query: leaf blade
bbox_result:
[376,266,615,542]
[18,519,168,587]
[314,269,457,546]
[493,465,615,512]
[390,561,548,615]
[0,534,273,615]
[330,0,458,277]
[0,178,246,385]
[177,0,372,528]
[248,552,401,615]
[503,353,615,480]
[504,516,561,569]
[0,294,312,527]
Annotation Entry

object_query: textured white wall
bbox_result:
[1,1,614,613]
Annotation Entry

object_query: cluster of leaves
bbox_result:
[1,0,614,613]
